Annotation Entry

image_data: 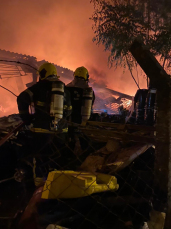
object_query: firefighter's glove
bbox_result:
[57,118,68,131]
[25,123,34,130]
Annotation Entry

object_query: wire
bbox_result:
[0,85,17,97]
[0,59,38,71]
[0,59,38,97]
[126,55,140,89]
[0,176,14,184]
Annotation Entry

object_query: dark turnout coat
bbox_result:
[66,77,95,124]
[17,78,72,131]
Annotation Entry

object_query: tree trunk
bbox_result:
[129,39,171,192]
[129,39,171,228]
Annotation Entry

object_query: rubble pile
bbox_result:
[0,114,22,131]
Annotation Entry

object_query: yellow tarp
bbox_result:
[41,171,119,199]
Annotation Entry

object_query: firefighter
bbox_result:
[17,62,72,132]
[66,66,95,124]
[16,62,72,180]
[66,67,95,164]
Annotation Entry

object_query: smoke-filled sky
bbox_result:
[0,0,147,115]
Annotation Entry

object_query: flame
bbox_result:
[0,0,147,97]
[105,99,132,114]
[120,98,132,109]
[0,1,148,117]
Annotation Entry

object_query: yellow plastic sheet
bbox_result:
[41,171,119,199]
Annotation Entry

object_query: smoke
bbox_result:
[0,0,147,116]
[88,66,108,87]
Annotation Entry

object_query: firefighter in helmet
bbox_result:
[66,66,95,124]
[66,67,95,161]
[17,62,72,132]
[16,63,72,180]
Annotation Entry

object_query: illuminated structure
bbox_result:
[0,49,133,116]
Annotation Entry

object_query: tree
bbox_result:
[90,0,171,72]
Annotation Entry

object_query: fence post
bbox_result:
[165,93,171,228]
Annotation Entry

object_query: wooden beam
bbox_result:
[104,87,133,100]
[105,143,153,172]
[82,128,155,144]
[87,121,155,132]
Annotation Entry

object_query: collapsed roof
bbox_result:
[0,49,133,116]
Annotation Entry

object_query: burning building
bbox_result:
[0,49,133,117]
